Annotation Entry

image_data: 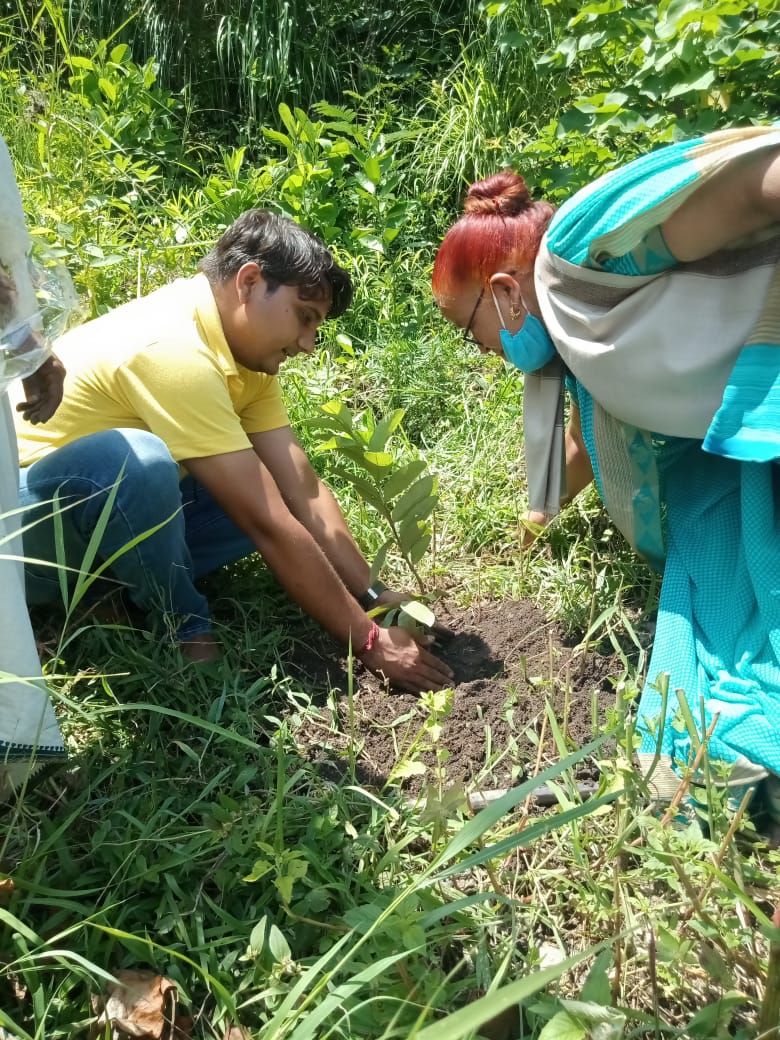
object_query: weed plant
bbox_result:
[2,2,780,1037]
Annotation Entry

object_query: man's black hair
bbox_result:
[199,209,353,318]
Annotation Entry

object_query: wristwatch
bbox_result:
[358,580,388,611]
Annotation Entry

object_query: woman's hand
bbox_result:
[17,352,65,423]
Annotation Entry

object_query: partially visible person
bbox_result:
[432,125,780,816]
[0,133,66,798]
[13,210,453,693]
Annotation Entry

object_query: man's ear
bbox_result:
[235,261,263,304]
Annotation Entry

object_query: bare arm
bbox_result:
[249,426,371,596]
[182,447,453,691]
[662,147,780,262]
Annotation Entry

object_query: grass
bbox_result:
[2,3,780,1036]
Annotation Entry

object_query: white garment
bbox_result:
[0,134,64,797]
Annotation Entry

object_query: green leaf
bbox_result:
[278,102,297,138]
[363,450,393,468]
[383,459,427,500]
[268,923,291,963]
[320,398,355,433]
[684,992,748,1038]
[368,408,405,452]
[399,516,425,554]
[369,540,392,585]
[400,600,435,628]
[395,493,438,528]
[391,474,435,523]
[408,533,432,566]
[330,466,388,515]
[243,858,273,883]
[537,1011,586,1040]
[262,127,292,148]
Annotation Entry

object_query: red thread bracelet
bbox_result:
[358,621,380,654]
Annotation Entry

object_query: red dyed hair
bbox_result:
[432,170,554,301]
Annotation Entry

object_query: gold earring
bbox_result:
[510,305,523,321]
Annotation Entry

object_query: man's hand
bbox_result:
[17,352,65,423]
[358,625,454,693]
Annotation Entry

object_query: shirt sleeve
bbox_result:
[237,374,289,435]
[114,338,253,461]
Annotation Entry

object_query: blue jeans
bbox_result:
[18,429,255,640]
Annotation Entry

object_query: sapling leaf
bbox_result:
[408,533,432,566]
[383,459,427,501]
[329,466,388,515]
[363,450,393,468]
[368,408,405,452]
[396,494,438,527]
[369,540,392,584]
[400,600,435,628]
[399,516,426,554]
[391,474,435,523]
[320,398,355,432]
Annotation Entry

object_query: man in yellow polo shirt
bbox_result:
[14,209,453,693]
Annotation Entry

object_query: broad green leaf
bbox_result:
[392,760,427,779]
[320,398,355,432]
[330,466,388,515]
[364,450,393,468]
[98,76,117,102]
[364,155,381,184]
[109,43,130,63]
[399,516,425,554]
[268,923,291,963]
[391,474,435,523]
[278,102,297,138]
[395,493,438,528]
[369,539,392,585]
[262,128,292,148]
[383,459,427,500]
[400,600,435,628]
[683,992,747,1038]
[368,408,405,452]
[408,532,432,566]
[243,858,273,882]
[537,1011,585,1040]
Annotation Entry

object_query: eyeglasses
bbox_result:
[462,286,485,346]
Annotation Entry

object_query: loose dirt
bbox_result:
[289,598,620,795]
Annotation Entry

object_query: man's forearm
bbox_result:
[252,512,373,646]
[289,478,372,599]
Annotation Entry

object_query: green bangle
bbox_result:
[358,580,387,611]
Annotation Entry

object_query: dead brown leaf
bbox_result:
[0,877,14,899]
[96,969,177,1039]
[223,1028,250,1040]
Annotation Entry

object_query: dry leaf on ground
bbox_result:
[96,969,177,1039]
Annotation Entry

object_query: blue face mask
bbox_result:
[499,314,556,373]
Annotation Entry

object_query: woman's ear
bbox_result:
[488,271,523,310]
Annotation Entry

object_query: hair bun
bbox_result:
[464,170,532,217]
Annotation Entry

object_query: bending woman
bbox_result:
[433,125,780,815]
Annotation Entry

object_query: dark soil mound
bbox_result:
[290,598,620,795]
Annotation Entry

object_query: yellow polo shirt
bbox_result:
[14,274,289,467]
